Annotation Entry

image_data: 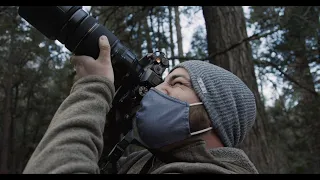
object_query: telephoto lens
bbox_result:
[18,6,118,59]
[18,6,145,88]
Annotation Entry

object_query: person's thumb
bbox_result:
[97,35,111,63]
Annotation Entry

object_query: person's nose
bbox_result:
[155,82,170,95]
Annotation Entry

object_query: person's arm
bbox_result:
[23,75,115,174]
[23,35,115,174]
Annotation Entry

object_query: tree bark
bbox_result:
[136,21,143,58]
[0,72,13,174]
[284,6,320,172]
[16,86,33,173]
[284,6,318,108]
[202,6,277,173]
[149,10,155,52]
[9,84,19,173]
[290,55,317,106]
[0,22,16,173]
[168,6,176,68]
[160,13,168,56]
[156,10,161,51]
[143,15,153,53]
[174,6,184,59]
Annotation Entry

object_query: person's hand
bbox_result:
[70,35,114,84]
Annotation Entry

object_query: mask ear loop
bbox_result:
[189,102,203,106]
[190,127,213,136]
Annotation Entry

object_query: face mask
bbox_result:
[133,88,213,149]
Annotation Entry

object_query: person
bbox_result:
[23,35,259,174]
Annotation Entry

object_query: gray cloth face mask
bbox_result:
[133,88,212,149]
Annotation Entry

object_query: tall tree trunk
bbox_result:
[136,21,143,58]
[174,6,184,59]
[285,6,317,108]
[9,108,16,173]
[156,8,161,52]
[149,11,155,52]
[0,24,16,173]
[290,52,318,108]
[168,6,176,69]
[9,84,20,173]
[202,6,277,173]
[160,14,168,56]
[284,6,320,172]
[143,15,153,53]
[0,75,12,174]
[17,87,33,173]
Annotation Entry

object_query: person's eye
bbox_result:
[172,81,183,86]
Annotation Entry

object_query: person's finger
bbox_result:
[71,55,88,67]
[97,35,111,64]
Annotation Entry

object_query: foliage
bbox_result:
[249,6,320,173]
[0,6,72,173]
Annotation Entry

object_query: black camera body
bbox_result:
[18,6,169,134]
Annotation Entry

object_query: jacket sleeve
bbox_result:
[23,75,115,174]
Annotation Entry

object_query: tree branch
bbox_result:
[302,6,312,17]
[0,39,9,47]
[254,60,319,97]
[208,28,281,60]
[126,6,154,26]
[93,7,114,18]
[88,6,94,16]
[167,28,281,61]
[167,56,205,61]
[0,6,10,16]
[103,6,122,26]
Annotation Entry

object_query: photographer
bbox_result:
[23,35,259,174]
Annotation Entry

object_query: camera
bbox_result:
[18,6,169,135]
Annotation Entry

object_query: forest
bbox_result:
[0,6,319,174]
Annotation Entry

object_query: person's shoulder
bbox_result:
[209,147,259,174]
[208,147,251,162]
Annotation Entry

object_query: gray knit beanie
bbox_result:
[170,60,256,147]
